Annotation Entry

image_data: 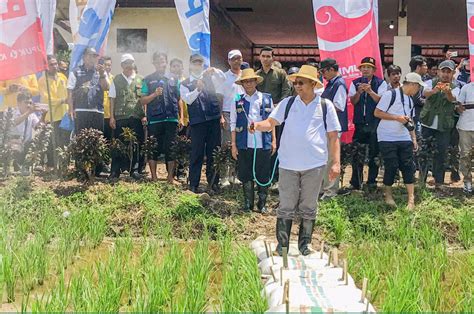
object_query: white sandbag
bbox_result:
[259,254,330,275]
[268,268,356,288]
[251,238,301,257]
[265,304,332,313]
[267,283,319,308]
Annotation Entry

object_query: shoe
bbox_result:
[275,218,293,256]
[108,172,120,179]
[367,183,377,192]
[189,186,202,194]
[451,171,461,183]
[348,184,361,191]
[130,172,142,180]
[320,193,336,201]
[463,182,473,194]
[337,188,351,196]
[242,181,255,212]
[220,177,231,187]
[298,219,315,256]
[256,185,269,214]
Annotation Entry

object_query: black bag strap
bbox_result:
[321,98,328,131]
[385,89,397,113]
[277,96,297,148]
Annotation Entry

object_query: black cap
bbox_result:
[359,57,376,68]
[288,66,300,75]
[320,58,338,69]
[190,54,205,63]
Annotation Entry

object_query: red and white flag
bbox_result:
[0,0,47,80]
[467,0,474,78]
[312,0,382,142]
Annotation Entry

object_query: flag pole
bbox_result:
[45,70,58,174]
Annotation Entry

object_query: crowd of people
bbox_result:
[1,46,473,255]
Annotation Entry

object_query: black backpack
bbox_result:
[276,96,328,148]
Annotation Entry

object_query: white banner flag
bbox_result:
[69,0,87,42]
[174,0,211,66]
[37,0,56,54]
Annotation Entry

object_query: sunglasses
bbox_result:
[241,79,256,84]
[293,80,306,86]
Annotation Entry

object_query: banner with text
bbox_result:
[0,0,47,80]
[313,0,382,142]
[175,0,211,66]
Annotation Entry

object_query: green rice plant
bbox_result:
[32,236,48,286]
[85,208,108,248]
[2,246,17,303]
[32,270,70,313]
[69,268,95,312]
[94,260,126,312]
[174,238,212,313]
[134,241,184,312]
[458,208,473,249]
[220,243,267,313]
[18,242,37,293]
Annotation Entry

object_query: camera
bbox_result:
[404,119,415,131]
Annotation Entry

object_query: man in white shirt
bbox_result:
[252,65,341,256]
[455,77,474,193]
[374,73,425,209]
[218,50,245,186]
[230,69,276,213]
[11,91,41,174]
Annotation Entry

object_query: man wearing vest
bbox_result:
[319,58,348,199]
[349,57,388,190]
[230,69,276,213]
[420,60,460,190]
[109,54,145,179]
[141,52,182,183]
[180,54,223,193]
[252,65,341,256]
[67,47,109,133]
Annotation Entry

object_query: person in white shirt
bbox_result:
[252,65,341,256]
[230,69,276,214]
[455,77,474,193]
[108,54,145,180]
[219,50,245,186]
[374,73,425,209]
[11,91,41,174]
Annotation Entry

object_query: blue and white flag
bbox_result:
[174,0,211,66]
[69,0,116,70]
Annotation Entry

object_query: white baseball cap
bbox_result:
[121,53,135,63]
[228,49,242,60]
[405,72,426,87]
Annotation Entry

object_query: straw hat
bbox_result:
[288,65,323,89]
[235,68,264,85]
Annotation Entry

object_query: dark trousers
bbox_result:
[189,119,221,188]
[103,118,113,141]
[272,125,281,183]
[379,141,415,186]
[148,121,178,162]
[237,148,272,183]
[350,123,380,188]
[75,111,104,134]
[421,126,451,184]
[111,117,144,175]
[176,125,189,178]
[46,121,71,167]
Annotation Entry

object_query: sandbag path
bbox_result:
[250,236,377,313]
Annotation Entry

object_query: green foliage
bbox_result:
[70,128,109,181]
[25,123,52,169]
[0,109,15,176]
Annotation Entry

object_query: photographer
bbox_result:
[10,91,42,175]
[375,73,424,209]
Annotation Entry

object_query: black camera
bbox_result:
[404,119,415,131]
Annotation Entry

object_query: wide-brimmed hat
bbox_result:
[288,65,323,89]
[235,68,264,85]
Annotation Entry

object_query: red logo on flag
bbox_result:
[0,0,47,80]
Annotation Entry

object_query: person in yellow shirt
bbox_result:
[101,56,113,141]
[0,74,40,112]
[38,55,70,168]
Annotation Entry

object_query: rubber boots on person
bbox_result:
[298,219,315,256]
[242,181,255,212]
[275,218,293,256]
[256,185,269,214]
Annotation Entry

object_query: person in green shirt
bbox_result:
[109,54,145,179]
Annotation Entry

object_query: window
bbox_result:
[117,28,147,53]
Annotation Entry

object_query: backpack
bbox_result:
[277,96,328,148]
